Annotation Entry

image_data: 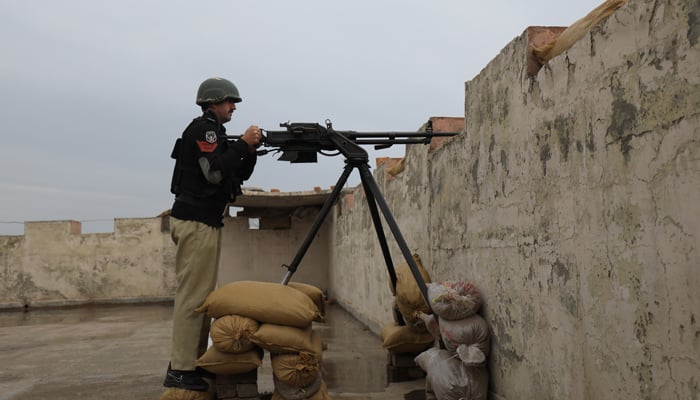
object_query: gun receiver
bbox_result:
[228,119,458,163]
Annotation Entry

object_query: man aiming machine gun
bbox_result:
[229,119,458,308]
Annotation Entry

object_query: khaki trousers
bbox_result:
[169,217,221,371]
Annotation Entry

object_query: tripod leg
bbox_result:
[360,173,398,292]
[357,164,431,309]
[280,162,355,285]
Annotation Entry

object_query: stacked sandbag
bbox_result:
[380,254,435,382]
[415,281,489,400]
[266,327,330,400]
[194,280,330,400]
[392,253,432,331]
[160,387,213,400]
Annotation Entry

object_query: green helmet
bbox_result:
[196,77,242,106]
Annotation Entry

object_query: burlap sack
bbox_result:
[415,348,488,400]
[271,350,321,388]
[272,379,331,400]
[195,281,320,328]
[251,323,316,354]
[210,314,259,353]
[195,346,263,375]
[394,253,431,329]
[427,281,482,321]
[532,0,628,64]
[159,388,210,400]
[438,314,491,357]
[381,323,434,353]
[272,368,322,399]
[287,281,326,321]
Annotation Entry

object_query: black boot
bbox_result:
[163,363,209,392]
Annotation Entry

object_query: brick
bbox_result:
[216,371,259,400]
[387,351,420,368]
[235,383,259,398]
[386,364,426,383]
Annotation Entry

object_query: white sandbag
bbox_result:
[415,348,488,400]
[427,281,482,321]
[456,343,486,366]
[439,314,491,358]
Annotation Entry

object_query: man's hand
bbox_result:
[241,125,262,153]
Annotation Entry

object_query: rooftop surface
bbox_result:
[0,302,425,400]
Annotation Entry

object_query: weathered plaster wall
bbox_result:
[0,219,176,308]
[0,211,332,309]
[218,212,331,291]
[331,0,700,399]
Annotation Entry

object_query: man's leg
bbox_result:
[166,217,220,390]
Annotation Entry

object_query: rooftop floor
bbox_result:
[0,302,425,400]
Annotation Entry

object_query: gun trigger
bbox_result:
[374,144,392,150]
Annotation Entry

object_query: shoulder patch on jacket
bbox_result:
[197,140,218,153]
[205,131,218,143]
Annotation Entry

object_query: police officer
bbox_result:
[164,77,261,392]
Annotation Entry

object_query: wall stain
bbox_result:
[690,0,700,46]
[540,144,551,176]
[488,134,496,172]
[500,149,509,175]
[611,204,642,245]
[470,156,480,202]
[550,259,571,284]
[554,116,573,161]
[606,80,638,165]
[586,121,596,153]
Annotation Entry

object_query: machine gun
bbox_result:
[229,119,456,163]
[229,119,459,307]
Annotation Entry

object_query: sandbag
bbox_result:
[287,281,326,321]
[417,312,440,344]
[415,348,488,400]
[271,350,321,387]
[438,314,491,357]
[159,388,210,400]
[394,253,431,328]
[456,343,487,366]
[251,324,317,354]
[381,323,434,353]
[195,281,321,328]
[272,379,331,400]
[427,281,482,321]
[272,371,323,400]
[210,314,259,353]
[195,346,263,375]
[532,0,628,64]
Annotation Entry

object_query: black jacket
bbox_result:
[170,110,257,227]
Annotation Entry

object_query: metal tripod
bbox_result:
[279,132,430,306]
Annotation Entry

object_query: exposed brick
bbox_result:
[526,26,567,76]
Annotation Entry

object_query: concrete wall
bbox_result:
[0,211,332,309]
[330,0,700,399]
[0,219,176,308]
[218,211,331,291]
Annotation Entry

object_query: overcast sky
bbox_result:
[1,1,602,234]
